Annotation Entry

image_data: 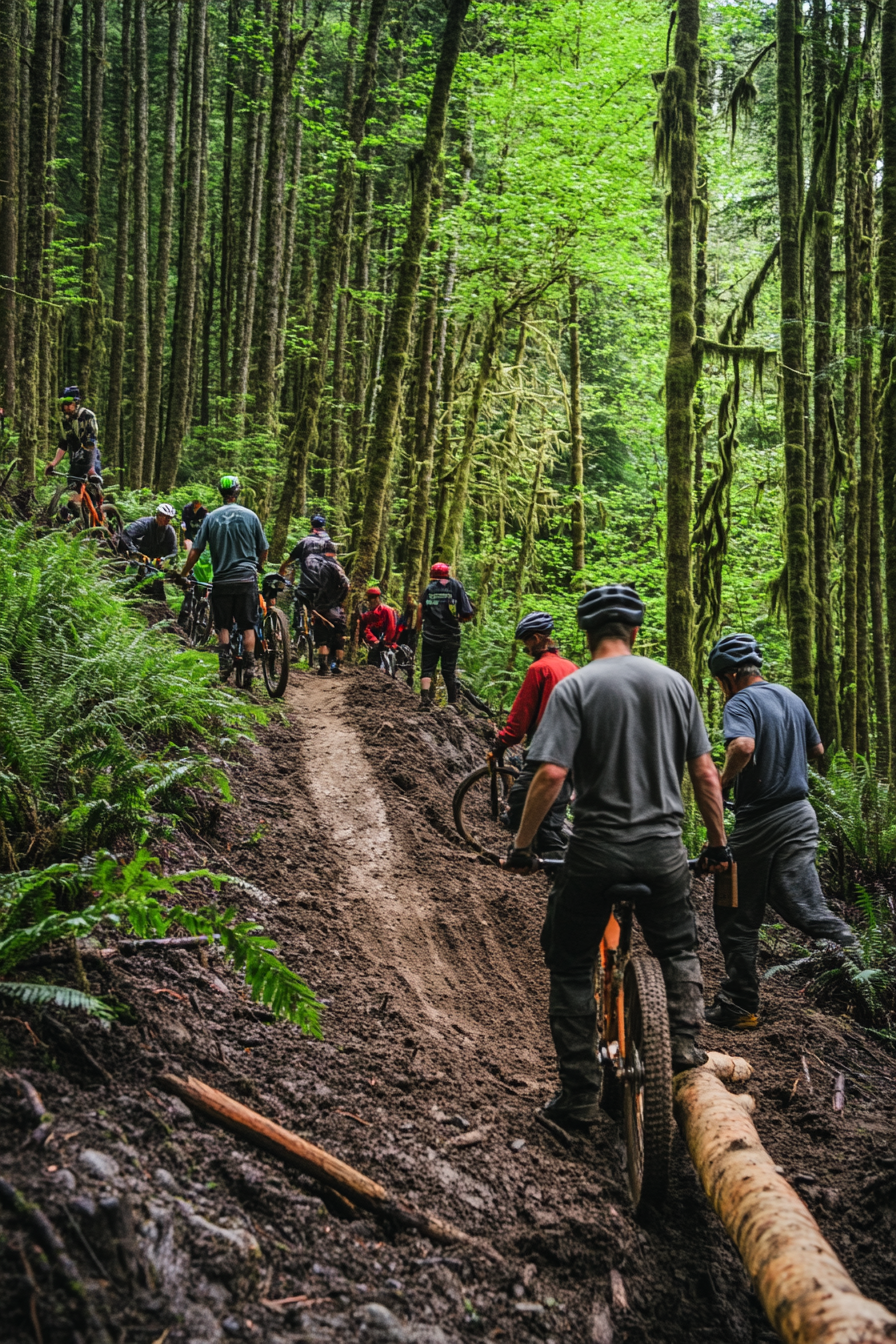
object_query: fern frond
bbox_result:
[0,980,114,1018]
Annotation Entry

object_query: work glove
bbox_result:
[44,463,54,478]
[697,844,734,874]
[502,843,537,875]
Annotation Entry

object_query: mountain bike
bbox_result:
[261,571,313,672]
[179,578,214,648]
[223,590,291,698]
[46,471,123,548]
[452,754,521,853]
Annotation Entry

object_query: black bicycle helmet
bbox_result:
[577,584,645,632]
[708,633,763,676]
[515,611,554,639]
[311,513,326,529]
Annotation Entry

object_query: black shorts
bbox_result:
[420,635,460,680]
[212,582,258,633]
[313,615,346,651]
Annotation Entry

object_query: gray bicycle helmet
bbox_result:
[515,611,553,639]
[577,584,645,632]
[708,633,763,676]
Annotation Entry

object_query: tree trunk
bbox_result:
[401,244,440,604]
[144,0,182,486]
[156,0,207,491]
[78,0,105,398]
[659,0,700,683]
[270,0,389,560]
[568,275,586,575]
[857,104,878,759]
[0,0,17,416]
[129,0,149,485]
[871,442,890,772]
[106,0,133,477]
[350,0,471,593]
[231,47,268,427]
[878,0,896,778]
[16,0,53,482]
[778,0,814,713]
[218,0,238,402]
[275,90,306,389]
[810,0,839,755]
[329,223,353,536]
[346,152,373,476]
[840,6,862,757]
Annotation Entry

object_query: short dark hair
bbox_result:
[586,621,636,653]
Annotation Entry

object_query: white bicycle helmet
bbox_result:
[157,502,177,519]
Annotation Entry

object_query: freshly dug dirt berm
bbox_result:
[1,665,894,1344]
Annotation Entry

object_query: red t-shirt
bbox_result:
[359,603,398,647]
[496,649,578,749]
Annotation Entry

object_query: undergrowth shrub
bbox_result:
[0,523,264,867]
[810,752,896,893]
[0,851,322,1032]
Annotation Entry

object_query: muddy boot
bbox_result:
[542,1013,602,1126]
[419,687,433,710]
[242,655,256,692]
[317,655,330,676]
[705,999,759,1030]
[670,1036,708,1072]
[218,647,233,682]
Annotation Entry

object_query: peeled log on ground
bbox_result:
[674,1053,896,1344]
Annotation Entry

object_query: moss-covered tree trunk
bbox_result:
[857,103,879,759]
[810,0,839,754]
[871,442,891,772]
[78,0,105,398]
[659,0,700,683]
[879,0,896,776]
[568,275,586,575]
[840,6,862,757]
[0,0,18,417]
[349,0,470,593]
[106,0,133,476]
[129,0,149,485]
[270,0,388,560]
[778,0,815,713]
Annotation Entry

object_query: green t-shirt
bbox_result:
[192,504,267,585]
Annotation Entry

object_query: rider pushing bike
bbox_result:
[44,386,102,521]
[489,611,577,858]
[359,586,399,667]
[122,503,179,561]
[505,584,730,1124]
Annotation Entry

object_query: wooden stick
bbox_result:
[674,1053,896,1344]
[158,1073,503,1262]
[119,935,216,956]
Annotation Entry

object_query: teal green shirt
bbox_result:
[192,504,268,585]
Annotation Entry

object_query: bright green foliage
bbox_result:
[810,753,896,893]
[0,850,323,1034]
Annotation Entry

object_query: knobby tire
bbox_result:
[622,955,673,1215]
[452,762,520,852]
[262,606,291,698]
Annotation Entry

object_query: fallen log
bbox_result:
[674,1052,896,1344]
[157,1073,504,1264]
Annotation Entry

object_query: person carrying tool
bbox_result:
[359,587,398,667]
[415,562,474,709]
[308,540,349,676]
[489,612,577,857]
[505,584,731,1124]
[706,633,858,1030]
[280,513,331,582]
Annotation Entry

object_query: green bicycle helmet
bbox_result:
[219,474,241,494]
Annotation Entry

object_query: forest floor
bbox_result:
[2,665,896,1344]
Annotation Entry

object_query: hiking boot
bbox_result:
[541,1089,601,1127]
[332,662,342,674]
[317,664,331,677]
[419,688,433,710]
[217,648,233,682]
[705,1000,760,1031]
[242,657,256,691]
[670,1036,708,1072]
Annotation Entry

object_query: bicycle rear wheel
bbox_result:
[622,955,674,1215]
[292,607,315,668]
[452,763,520,853]
[262,607,291,698]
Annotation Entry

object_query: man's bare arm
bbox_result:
[687,752,728,848]
[719,736,754,791]
[810,741,824,759]
[513,762,568,850]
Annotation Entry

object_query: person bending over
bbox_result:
[505,584,730,1125]
[122,503,179,561]
[182,475,268,690]
[489,611,577,858]
[415,562,473,708]
[309,541,349,676]
[705,634,857,1030]
[359,587,398,667]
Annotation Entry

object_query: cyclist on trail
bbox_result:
[281,513,331,582]
[490,612,578,858]
[180,500,208,553]
[182,474,269,688]
[706,634,858,1030]
[415,562,474,709]
[505,584,731,1125]
[307,540,349,676]
[44,386,102,521]
[359,587,398,667]
[122,504,179,562]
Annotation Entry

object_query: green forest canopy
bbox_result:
[1,0,896,757]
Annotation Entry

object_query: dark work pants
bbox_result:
[715,799,855,1014]
[505,758,571,855]
[540,837,703,1095]
[420,635,460,702]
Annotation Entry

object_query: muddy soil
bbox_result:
[2,665,895,1344]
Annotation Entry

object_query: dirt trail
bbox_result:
[287,676,545,1068]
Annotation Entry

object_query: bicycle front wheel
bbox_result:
[192,598,213,648]
[262,606,291,698]
[622,955,674,1216]
[452,763,520,853]
[292,608,315,668]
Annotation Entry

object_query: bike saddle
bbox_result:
[604,882,651,904]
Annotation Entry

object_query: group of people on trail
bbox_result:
[280,514,350,675]
[497,584,857,1124]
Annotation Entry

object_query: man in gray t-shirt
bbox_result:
[505,585,730,1127]
[706,634,855,1030]
[183,475,269,686]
